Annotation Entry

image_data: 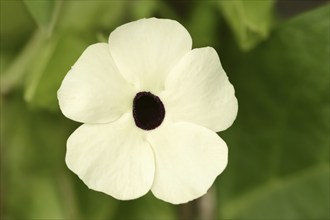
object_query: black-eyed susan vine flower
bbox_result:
[58,18,238,204]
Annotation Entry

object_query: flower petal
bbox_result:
[109,18,192,93]
[160,47,238,132]
[147,120,228,204]
[66,113,155,200]
[58,43,135,124]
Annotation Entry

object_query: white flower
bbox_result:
[57,18,238,204]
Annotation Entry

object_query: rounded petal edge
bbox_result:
[58,43,135,124]
[147,120,228,204]
[161,47,238,132]
[65,114,155,200]
[108,17,192,93]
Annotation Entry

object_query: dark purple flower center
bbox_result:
[133,92,165,130]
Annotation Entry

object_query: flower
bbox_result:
[57,18,238,204]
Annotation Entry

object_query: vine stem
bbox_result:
[178,186,217,220]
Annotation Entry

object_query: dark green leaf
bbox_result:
[0,0,35,51]
[222,165,329,219]
[218,5,330,219]
[187,2,219,48]
[1,95,78,218]
[2,95,122,219]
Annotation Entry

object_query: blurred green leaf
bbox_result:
[27,177,65,219]
[223,165,329,218]
[1,95,78,219]
[187,2,219,48]
[0,0,35,51]
[2,95,123,219]
[218,5,329,219]
[2,95,118,219]
[56,1,126,32]
[0,52,15,74]
[1,31,46,95]
[21,1,132,112]
[24,32,90,111]
[23,0,61,35]
[218,0,275,51]
[129,1,158,19]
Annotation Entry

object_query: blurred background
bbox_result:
[1,0,329,219]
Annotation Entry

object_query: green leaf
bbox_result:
[217,5,329,219]
[23,0,61,35]
[0,52,15,74]
[218,0,275,51]
[1,95,119,219]
[1,95,79,219]
[56,1,126,32]
[27,177,65,219]
[129,1,158,19]
[222,165,329,219]
[24,32,91,111]
[0,0,35,51]
[187,1,219,48]
[1,30,46,95]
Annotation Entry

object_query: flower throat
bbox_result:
[133,92,165,130]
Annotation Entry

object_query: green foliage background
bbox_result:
[1,1,329,219]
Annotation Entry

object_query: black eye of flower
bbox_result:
[133,92,165,130]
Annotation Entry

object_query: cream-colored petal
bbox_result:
[66,114,155,200]
[147,120,228,204]
[161,47,238,132]
[58,43,135,124]
[109,18,192,93]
